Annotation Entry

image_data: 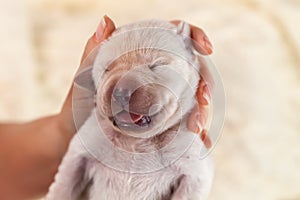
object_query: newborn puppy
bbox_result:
[46,19,214,200]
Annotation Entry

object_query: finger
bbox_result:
[170,20,213,55]
[196,77,211,106]
[190,24,213,55]
[80,15,116,64]
[187,106,201,133]
[200,129,212,149]
[197,56,215,90]
[198,105,208,127]
[187,97,209,135]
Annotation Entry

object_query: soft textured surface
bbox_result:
[0,0,299,199]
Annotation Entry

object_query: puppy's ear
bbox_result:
[177,21,193,49]
[177,21,190,37]
[74,67,96,93]
[73,67,96,129]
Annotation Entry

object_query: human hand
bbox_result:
[171,20,213,149]
[57,15,116,141]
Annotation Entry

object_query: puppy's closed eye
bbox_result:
[149,58,169,70]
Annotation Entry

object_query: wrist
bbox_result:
[57,82,78,142]
[55,110,76,146]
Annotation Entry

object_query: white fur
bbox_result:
[46,19,214,200]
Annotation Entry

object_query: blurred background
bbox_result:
[0,0,299,199]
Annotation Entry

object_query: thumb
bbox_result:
[80,15,116,65]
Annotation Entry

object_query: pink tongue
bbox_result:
[116,111,143,123]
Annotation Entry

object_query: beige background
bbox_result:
[0,0,300,199]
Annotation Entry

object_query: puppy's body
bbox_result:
[46,19,214,200]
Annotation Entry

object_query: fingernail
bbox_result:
[95,16,107,42]
[203,35,213,53]
[203,92,210,104]
[196,121,202,133]
[201,129,212,149]
[203,85,211,104]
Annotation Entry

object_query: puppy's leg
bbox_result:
[170,175,189,200]
[171,175,210,200]
[45,136,88,200]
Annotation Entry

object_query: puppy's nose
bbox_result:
[113,88,131,106]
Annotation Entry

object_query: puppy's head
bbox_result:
[93,20,200,138]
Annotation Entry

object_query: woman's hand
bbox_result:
[171,20,213,148]
[57,15,116,142]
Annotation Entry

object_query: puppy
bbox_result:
[46,19,214,200]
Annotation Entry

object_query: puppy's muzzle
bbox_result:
[111,86,153,129]
[113,88,131,107]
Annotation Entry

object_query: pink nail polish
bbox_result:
[203,85,211,104]
[196,119,203,133]
[95,16,106,42]
[203,35,213,53]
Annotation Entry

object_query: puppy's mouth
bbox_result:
[112,110,152,128]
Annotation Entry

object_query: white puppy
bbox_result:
[46,19,214,200]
